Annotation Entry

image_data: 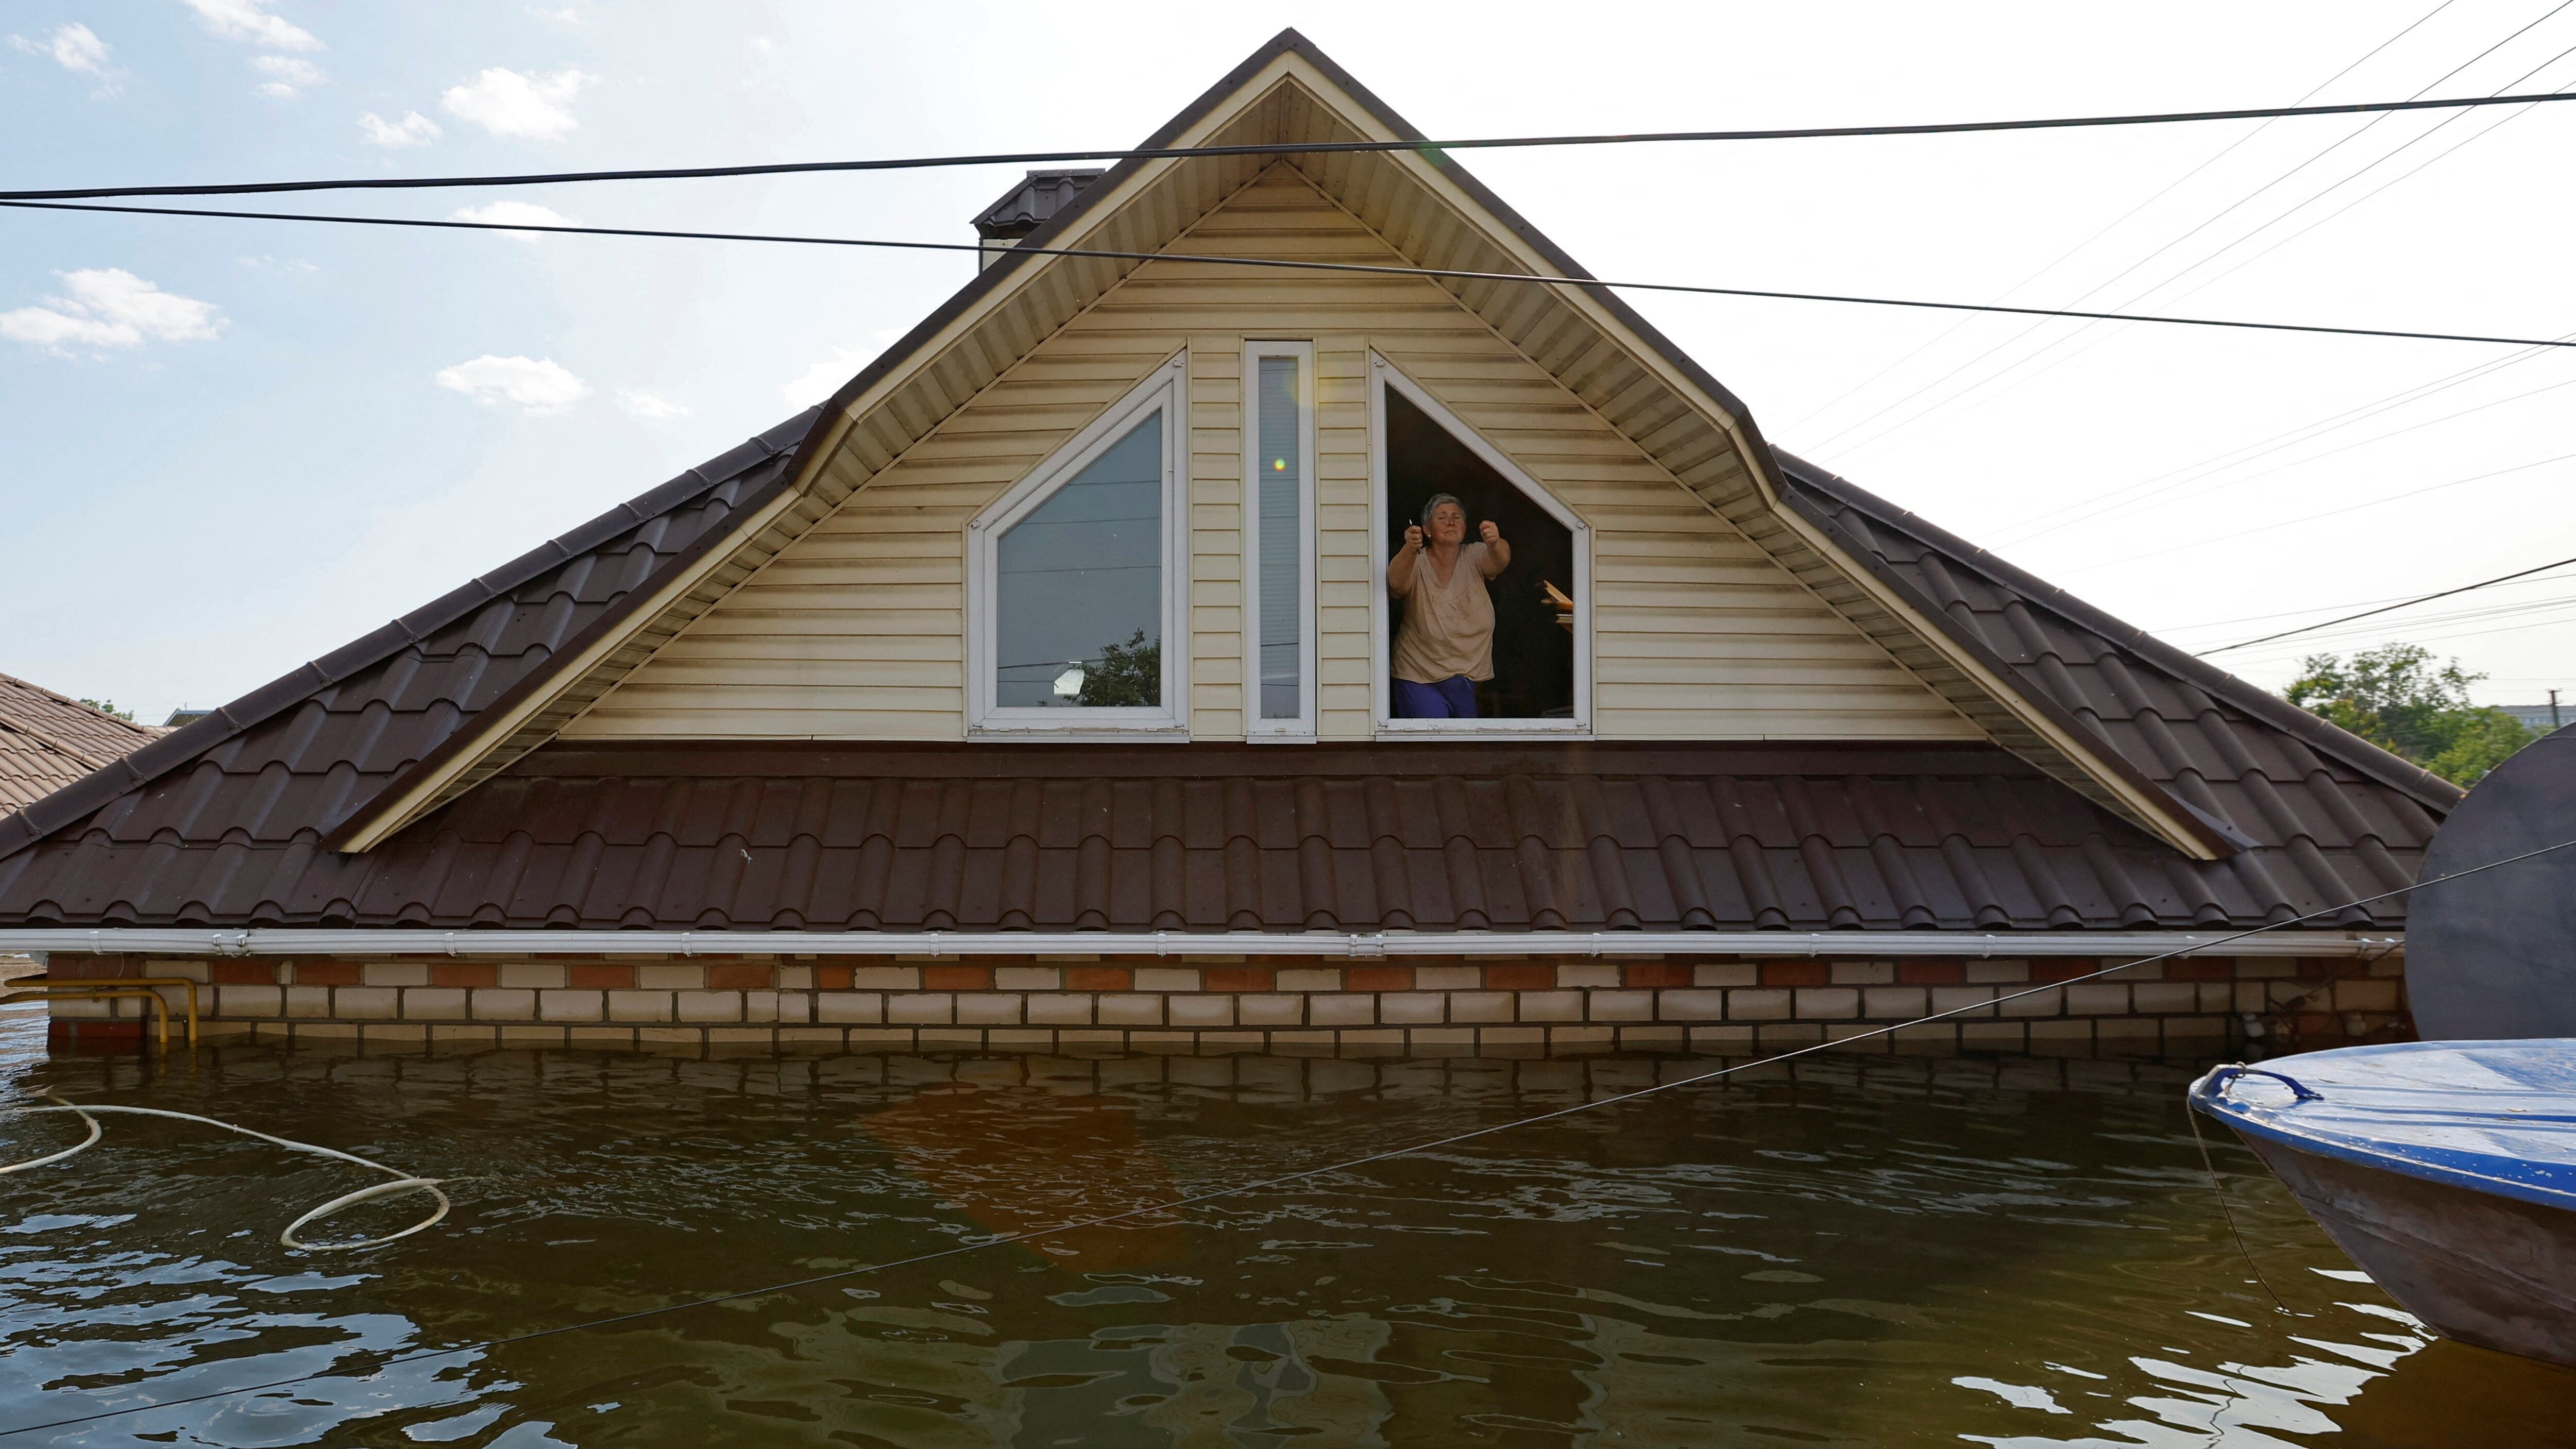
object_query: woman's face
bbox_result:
[1427,501,1467,544]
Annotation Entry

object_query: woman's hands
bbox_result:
[1403,523,1425,551]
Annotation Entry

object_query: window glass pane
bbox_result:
[995,412,1162,709]
[1256,356,1302,720]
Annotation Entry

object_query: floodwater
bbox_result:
[1,1006,2568,1447]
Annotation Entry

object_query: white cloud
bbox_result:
[440,68,592,141]
[9,23,111,77]
[251,54,323,98]
[449,200,578,241]
[618,389,692,420]
[179,0,320,52]
[434,355,590,415]
[0,269,223,353]
[781,347,864,408]
[357,110,440,148]
[780,331,905,408]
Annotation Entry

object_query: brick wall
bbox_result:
[39,951,2409,1057]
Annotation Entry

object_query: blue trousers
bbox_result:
[1392,675,1479,719]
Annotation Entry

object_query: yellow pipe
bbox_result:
[9,975,198,1045]
[4,983,177,1049]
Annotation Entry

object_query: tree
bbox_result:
[2284,644,2537,786]
[1078,630,1161,707]
[77,698,133,722]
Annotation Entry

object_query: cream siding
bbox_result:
[565,167,1977,744]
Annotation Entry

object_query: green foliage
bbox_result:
[76,698,133,722]
[2283,644,2536,786]
[1079,630,1161,707]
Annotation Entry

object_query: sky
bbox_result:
[3,0,2571,725]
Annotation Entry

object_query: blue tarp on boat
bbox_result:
[2191,1040,2576,1212]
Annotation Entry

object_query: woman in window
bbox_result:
[1387,493,1510,718]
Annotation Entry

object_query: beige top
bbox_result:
[1391,541,1497,683]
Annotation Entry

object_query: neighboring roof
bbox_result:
[0,673,162,818]
[0,741,2420,932]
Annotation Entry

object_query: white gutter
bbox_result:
[0,929,2398,959]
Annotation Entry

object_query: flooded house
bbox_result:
[0,31,2452,1056]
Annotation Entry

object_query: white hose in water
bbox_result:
[0,1096,450,1251]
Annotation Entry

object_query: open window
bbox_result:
[967,355,1189,736]
[1371,356,1589,734]
[1244,341,1317,739]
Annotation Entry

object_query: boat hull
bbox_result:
[2235,1130,2576,1366]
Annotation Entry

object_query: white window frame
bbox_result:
[1369,353,1592,737]
[966,353,1190,738]
[1242,340,1318,742]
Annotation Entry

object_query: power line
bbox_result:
[1777,0,2465,439]
[7,91,2576,204]
[2019,373,2576,553]
[2216,604,2576,663]
[2057,450,2576,575]
[1807,5,2576,460]
[10,197,2575,352]
[2197,554,2576,655]
[1983,336,2576,549]
[8,833,2571,1440]
[1987,28,2576,427]
[2142,39,2576,314]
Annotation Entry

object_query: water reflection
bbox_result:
[2,1006,2570,1445]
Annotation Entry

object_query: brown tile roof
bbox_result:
[1774,453,2462,839]
[0,740,2424,933]
[0,411,814,869]
[0,673,163,818]
[0,432,2445,938]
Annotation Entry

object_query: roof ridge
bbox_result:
[1770,448,2461,812]
[0,412,817,862]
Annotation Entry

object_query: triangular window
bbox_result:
[969,356,1188,734]
[1373,357,1590,733]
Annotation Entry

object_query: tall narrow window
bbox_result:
[1244,341,1316,738]
[970,356,1188,734]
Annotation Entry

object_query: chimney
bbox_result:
[971,169,1104,269]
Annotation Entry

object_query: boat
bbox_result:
[2189,1039,2576,1367]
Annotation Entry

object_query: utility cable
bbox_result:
[2212,602,2576,663]
[7,197,2572,352]
[2197,554,2576,655]
[1807,4,2576,458]
[7,834,2574,1439]
[2058,451,2576,575]
[2136,40,2576,321]
[2154,577,2576,635]
[6,91,2576,204]
[1984,335,2576,549]
[1914,27,2576,452]
[1777,0,2464,437]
